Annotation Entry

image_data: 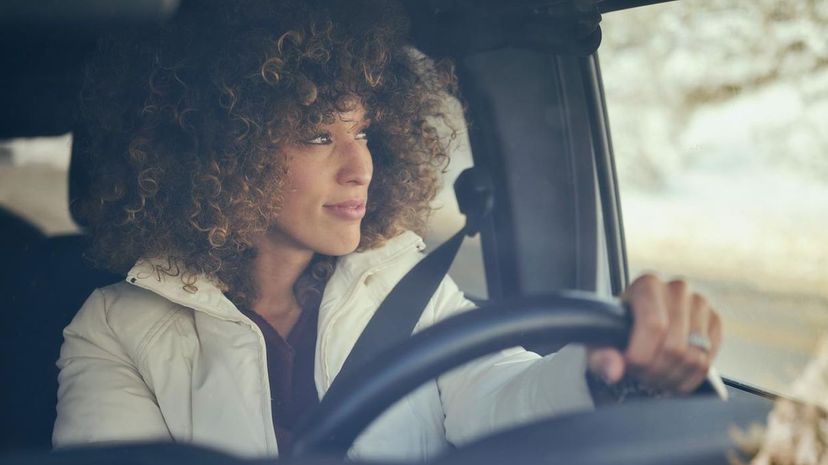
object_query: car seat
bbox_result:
[0,131,120,453]
[0,207,44,296]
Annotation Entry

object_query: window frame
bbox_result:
[594,0,785,402]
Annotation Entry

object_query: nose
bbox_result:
[337,140,372,186]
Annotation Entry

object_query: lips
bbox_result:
[323,199,367,221]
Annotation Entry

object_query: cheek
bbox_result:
[287,175,318,197]
[282,159,326,206]
[279,183,319,223]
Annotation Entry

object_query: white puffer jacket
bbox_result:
[53,231,594,462]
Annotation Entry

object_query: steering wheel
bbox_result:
[290,292,745,461]
[3,292,767,465]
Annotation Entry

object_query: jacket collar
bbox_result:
[125,257,243,321]
[125,230,426,321]
[330,230,425,284]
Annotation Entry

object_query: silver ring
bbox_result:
[687,333,712,353]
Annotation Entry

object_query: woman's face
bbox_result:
[268,104,373,256]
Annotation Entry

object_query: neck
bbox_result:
[250,233,314,336]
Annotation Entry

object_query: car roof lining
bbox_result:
[0,0,641,139]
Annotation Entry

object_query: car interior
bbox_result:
[0,0,784,464]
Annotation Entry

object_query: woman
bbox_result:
[54,0,723,461]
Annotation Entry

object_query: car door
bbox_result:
[413,0,822,406]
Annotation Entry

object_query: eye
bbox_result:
[304,133,333,145]
[355,123,371,141]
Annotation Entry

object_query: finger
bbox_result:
[647,280,694,390]
[626,278,694,391]
[588,347,626,384]
[676,349,711,393]
[708,310,723,360]
[676,295,714,393]
[623,274,670,371]
[687,294,710,345]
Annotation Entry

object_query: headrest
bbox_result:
[68,126,93,229]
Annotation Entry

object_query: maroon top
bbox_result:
[243,307,320,455]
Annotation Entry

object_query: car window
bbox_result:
[0,134,78,235]
[425,95,488,300]
[601,1,827,398]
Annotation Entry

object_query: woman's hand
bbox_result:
[587,274,723,394]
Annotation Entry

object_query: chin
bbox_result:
[317,230,361,256]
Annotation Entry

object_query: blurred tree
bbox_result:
[600,0,827,188]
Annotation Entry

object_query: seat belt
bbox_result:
[329,167,493,391]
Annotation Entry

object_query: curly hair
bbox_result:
[74,0,457,308]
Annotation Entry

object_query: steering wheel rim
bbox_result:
[291,291,644,457]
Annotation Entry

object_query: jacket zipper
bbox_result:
[318,242,422,388]
[128,238,422,452]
